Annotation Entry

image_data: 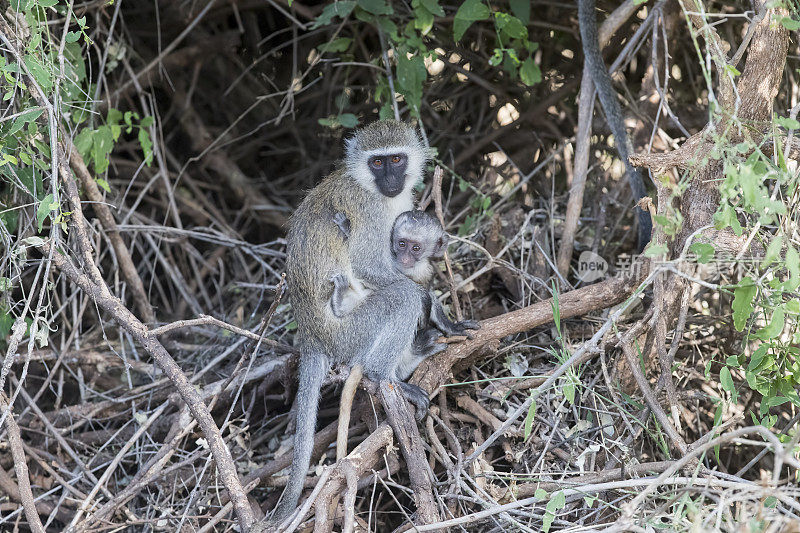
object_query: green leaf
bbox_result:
[549,491,566,509]
[720,366,734,393]
[38,0,58,7]
[414,5,435,34]
[378,102,394,121]
[765,496,778,508]
[543,491,566,533]
[775,115,800,130]
[780,16,800,30]
[748,345,767,372]
[523,396,537,439]
[36,193,55,232]
[419,0,444,16]
[107,108,123,125]
[8,107,44,137]
[723,64,741,78]
[23,54,52,92]
[784,246,800,291]
[562,379,575,404]
[65,31,81,43]
[732,277,757,331]
[337,113,359,128]
[92,126,114,173]
[96,177,110,193]
[644,243,668,257]
[9,0,31,11]
[311,1,356,29]
[138,127,153,166]
[764,396,789,409]
[395,53,427,113]
[519,57,541,85]
[317,37,353,53]
[762,235,783,268]
[453,0,490,41]
[357,0,392,15]
[140,115,155,128]
[689,242,715,264]
[74,128,93,158]
[756,308,785,340]
[2,205,20,233]
[495,13,527,40]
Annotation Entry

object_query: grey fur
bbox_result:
[272,121,430,523]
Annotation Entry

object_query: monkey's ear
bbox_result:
[433,233,450,257]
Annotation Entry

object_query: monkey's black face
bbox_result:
[393,236,425,269]
[369,153,408,197]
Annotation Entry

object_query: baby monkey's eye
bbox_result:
[398,240,406,248]
[372,158,383,167]
[391,155,402,164]
[412,244,421,252]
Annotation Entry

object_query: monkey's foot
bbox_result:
[398,381,430,421]
[440,319,481,339]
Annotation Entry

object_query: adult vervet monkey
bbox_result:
[272,120,436,522]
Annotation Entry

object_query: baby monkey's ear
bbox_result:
[433,233,450,257]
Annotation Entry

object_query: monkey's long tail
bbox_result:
[578,0,653,251]
[272,350,329,522]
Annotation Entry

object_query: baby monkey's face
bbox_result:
[390,210,448,274]
[392,234,428,270]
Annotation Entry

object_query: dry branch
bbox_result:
[1,393,45,533]
[38,242,255,531]
[413,270,645,393]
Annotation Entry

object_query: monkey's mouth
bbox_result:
[398,256,416,269]
[378,183,403,197]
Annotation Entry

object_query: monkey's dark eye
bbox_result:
[412,244,421,252]
[371,157,383,168]
[391,155,403,164]
[398,240,406,248]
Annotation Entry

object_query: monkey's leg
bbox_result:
[336,364,363,461]
[341,279,429,416]
[428,291,480,337]
[394,327,445,383]
[271,348,329,522]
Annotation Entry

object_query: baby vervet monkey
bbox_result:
[329,209,479,376]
